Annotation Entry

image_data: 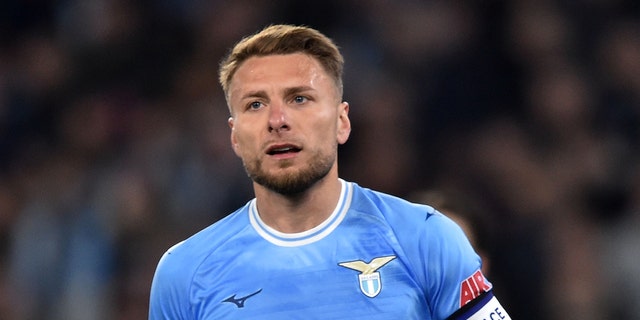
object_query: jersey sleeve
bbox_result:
[417,209,509,319]
[418,211,480,318]
[148,242,193,320]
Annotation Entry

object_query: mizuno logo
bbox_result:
[222,289,262,308]
[339,255,396,298]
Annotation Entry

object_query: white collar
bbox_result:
[249,179,353,247]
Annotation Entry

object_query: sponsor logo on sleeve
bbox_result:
[460,270,492,307]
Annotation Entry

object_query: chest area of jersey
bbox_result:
[192,229,426,319]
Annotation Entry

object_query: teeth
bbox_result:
[273,147,292,152]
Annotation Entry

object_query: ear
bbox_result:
[337,101,351,144]
[228,116,241,157]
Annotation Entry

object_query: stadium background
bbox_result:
[0,0,638,319]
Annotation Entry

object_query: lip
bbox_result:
[265,143,302,159]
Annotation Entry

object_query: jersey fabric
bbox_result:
[149,180,507,319]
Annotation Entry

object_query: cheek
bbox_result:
[313,120,341,148]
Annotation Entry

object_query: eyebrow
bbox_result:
[241,90,269,101]
[240,86,315,101]
[283,86,315,97]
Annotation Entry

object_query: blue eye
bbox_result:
[293,96,307,104]
[249,101,263,110]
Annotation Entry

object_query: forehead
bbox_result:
[229,53,332,98]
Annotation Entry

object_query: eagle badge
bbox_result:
[339,255,396,298]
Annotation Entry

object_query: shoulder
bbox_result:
[351,185,486,318]
[349,181,481,274]
[351,183,457,234]
[149,202,253,311]
[351,183,429,217]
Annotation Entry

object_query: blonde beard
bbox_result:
[244,149,336,195]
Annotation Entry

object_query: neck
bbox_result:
[253,174,342,233]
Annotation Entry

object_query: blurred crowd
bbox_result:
[0,0,638,319]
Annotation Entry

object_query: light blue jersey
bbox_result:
[149,180,509,319]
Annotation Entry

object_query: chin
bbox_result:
[253,167,331,195]
[246,151,335,195]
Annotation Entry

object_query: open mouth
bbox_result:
[266,145,301,155]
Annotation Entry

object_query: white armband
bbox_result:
[448,291,511,320]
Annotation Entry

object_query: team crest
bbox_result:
[339,255,396,298]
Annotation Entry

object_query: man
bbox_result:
[149,24,511,319]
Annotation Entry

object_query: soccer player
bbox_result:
[149,24,511,319]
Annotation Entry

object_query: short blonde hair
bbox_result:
[218,24,344,103]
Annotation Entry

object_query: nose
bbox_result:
[268,102,289,133]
